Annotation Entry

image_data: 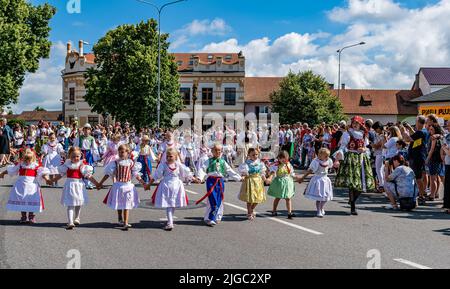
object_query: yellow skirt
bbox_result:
[239,174,266,204]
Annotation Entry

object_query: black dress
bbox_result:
[0,129,10,155]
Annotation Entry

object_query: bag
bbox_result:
[398,197,416,211]
[394,179,418,211]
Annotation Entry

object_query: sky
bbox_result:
[14,0,449,112]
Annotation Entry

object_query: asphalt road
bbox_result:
[0,166,449,269]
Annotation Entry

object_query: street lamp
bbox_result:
[192,83,198,132]
[136,0,187,128]
[337,42,366,98]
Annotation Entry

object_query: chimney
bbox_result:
[341,83,346,90]
[67,42,72,54]
[328,83,334,90]
[79,40,84,56]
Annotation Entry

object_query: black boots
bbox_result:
[350,191,360,216]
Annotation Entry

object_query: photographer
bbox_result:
[384,154,417,210]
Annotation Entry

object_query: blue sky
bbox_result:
[16,0,449,112]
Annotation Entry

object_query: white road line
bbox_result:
[393,258,432,269]
[185,189,323,236]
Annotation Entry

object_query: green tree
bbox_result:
[270,71,346,126]
[34,106,46,111]
[84,20,182,128]
[0,0,56,106]
[7,118,26,128]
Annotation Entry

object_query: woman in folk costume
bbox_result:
[0,149,51,224]
[238,148,267,221]
[180,133,198,177]
[52,147,99,230]
[73,124,100,189]
[99,144,149,231]
[335,116,375,215]
[197,143,242,226]
[137,135,156,184]
[25,125,37,149]
[150,148,199,231]
[41,132,65,186]
[157,131,177,167]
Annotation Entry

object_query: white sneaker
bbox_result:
[385,204,398,210]
[206,220,217,227]
[74,219,80,226]
[316,212,324,218]
[321,209,326,216]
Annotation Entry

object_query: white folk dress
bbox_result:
[58,160,94,206]
[103,159,142,210]
[304,158,334,202]
[41,141,65,175]
[151,162,193,208]
[5,162,50,213]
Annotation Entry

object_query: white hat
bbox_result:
[83,123,92,129]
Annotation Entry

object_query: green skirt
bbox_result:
[268,176,295,199]
[335,151,375,193]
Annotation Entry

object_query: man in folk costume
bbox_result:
[335,116,376,215]
[74,124,100,189]
[197,143,242,226]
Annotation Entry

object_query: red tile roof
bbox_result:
[244,77,283,103]
[243,77,422,116]
[420,68,450,85]
[331,89,421,115]
[84,53,96,64]
[5,111,63,122]
[173,53,240,71]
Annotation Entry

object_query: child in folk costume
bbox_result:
[335,116,375,215]
[222,140,236,167]
[197,143,242,226]
[0,149,51,224]
[195,145,210,178]
[52,147,99,230]
[74,124,100,189]
[102,134,122,167]
[137,135,156,184]
[98,144,149,231]
[238,148,267,221]
[266,151,297,219]
[298,148,334,218]
[41,133,65,186]
[150,148,199,231]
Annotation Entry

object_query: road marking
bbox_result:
[185,189,323,236]
[393,258,432,269]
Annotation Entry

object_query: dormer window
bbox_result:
[208,55,213,61]
[225,55,232,60]
[177,61,183,66]
[360,95,372,106]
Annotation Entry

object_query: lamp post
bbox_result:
[136,0,187,128]
[192,83,198,132]
[337,42,366,98]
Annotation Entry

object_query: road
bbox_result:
[0,166,449,269]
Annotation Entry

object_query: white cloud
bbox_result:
[171,18,231,49]
[12,41,67,113]
[197,0,450,89]
[328,0,408,23]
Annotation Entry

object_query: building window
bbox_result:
[202,88,213,105]
[224,88,236,105]
[69,88,75,104]
[88,116,99,126]
[359,95,372,106]
[256,106,270,115]
[180,87,191,106]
